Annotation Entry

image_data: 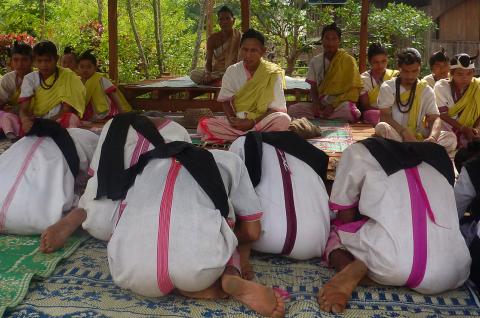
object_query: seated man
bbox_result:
[454,140,480,290]
[18,40,86,133]
[375,48,456,153]
[190,6,241,85]
[229,131,331,262]
[0,119,98,238]
[41,113,191,248]
[288,23,362,122]
[197,28,290,143]
[78,50,132,121]
[319,138,471,313]
[0,42,33,140]
[358,43,398,126]
[422,49,449,88]
[43,114,286,317]
[435,53,480,148]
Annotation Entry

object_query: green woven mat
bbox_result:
[307,119,354,153]
[0,234,88,317]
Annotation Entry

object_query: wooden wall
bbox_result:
[438,0,480,41]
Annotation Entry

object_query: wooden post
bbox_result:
[206,0,214,37]
[359,0,370,73]
[240,0,250,32]
[108,0,119,82]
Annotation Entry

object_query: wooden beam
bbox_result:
[108,0,119,82]
[240,0,250,32]
[359,0,369,73]
[206,0,214,37]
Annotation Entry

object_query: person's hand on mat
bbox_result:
[20,114,33,133]
[230,117,255,131]
[320,104,334,119]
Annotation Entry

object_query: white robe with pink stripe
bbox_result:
[80,118,191,241]
[0,128,99,234]
[229,137,330,260]
[330,143,470,294]
[108,150,263,297]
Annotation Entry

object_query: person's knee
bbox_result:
[374,122,389,137]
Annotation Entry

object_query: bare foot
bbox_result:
[318,259,368,314]
[241,260,255,280]
[238,243,255,280]
[40,208,86,253]
[178,280,228,299]
[221,274,285,317]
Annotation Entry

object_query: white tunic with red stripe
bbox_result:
[330,143,471,294]
[0,128,98,234]
[108,150,262,297]
[80,118,192,241]
[229,137,330,260]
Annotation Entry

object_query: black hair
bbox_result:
[321,22,341,39]
[367,43,387,61]
[78,49,97,65]
[397,48,422,66]
[217,5,234,18]
[455,140,480,173]
[63,46,77,57]
[10,41,33,58]
[240,28,265,46]
[429,49,448,69]
[33,40,58,58]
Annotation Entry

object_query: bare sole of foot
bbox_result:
[318,259,368,314]
[40,222,72,253]
[222,275,285,317]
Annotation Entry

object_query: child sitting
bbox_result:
[78,50,132,121]
[18,40,85,133]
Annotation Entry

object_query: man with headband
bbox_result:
[375,48,457,153]
[435,53,480,147]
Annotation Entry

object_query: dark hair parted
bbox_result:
[455,139,480,173]
[78,49,97,65]
[10,41,33,58]
[217,5,234,18]
[33,40,58,58]
[429,49,448,68]
[367,43,387,61]
[321,22,341,39]
[240,28,265,46]
[397,48,422,66]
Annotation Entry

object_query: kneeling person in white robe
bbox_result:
[0,119,98,251]
[229,131,330,262]
[319,138,470,313]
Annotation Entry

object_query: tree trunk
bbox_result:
[286,55,296,76]
[191,0,208,72]
[153,0,164,75]
[97,0,103,25]
[40,0,46,39]
[126,0,149,78]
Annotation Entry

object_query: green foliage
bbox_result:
[336,0,435,60]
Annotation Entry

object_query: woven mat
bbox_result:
[4,238,480,317]
[307,119,354,154]
[0,139,11,156]
[0,234,89,317]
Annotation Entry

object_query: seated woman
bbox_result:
[358,43,398,126]
[422,49,449,88]
[18,41,85,133]
[0,42,33,140]
[190,6,241,86]
[288,23,362,122]
[77,50,132,121]
[229,131,331,263]
[435,53,480,148]
[454,140,480,290]
[319,138,471,313]
[0,119,98,240]
[197,29,290,143]
[60,46,78,73]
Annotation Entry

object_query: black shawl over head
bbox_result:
[26,118,80,178]
[244,131,329,187]
[359,137,454,186]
